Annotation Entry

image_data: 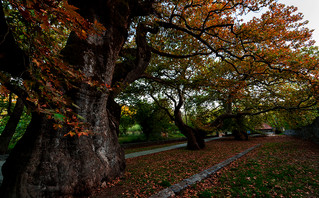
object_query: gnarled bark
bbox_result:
[150,87,206,150]
[0,1,148,197]
[0,111,125,197]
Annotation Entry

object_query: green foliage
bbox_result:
[119,105,135,135]
[119,116,134,135]
[0,95,30,151]
[1,0,106,136]
[0,108,31,152]
[53,113,65,122]
[132,100,176,140]
[0,95,11,132]
[264,110,319,130]
[119,106,137,136]
[7,110,31,151]
[128,124,142,132]
[0,116,9,132]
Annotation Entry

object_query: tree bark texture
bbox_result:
[0,1,147,197]
[174,110,205,150]
[232,117,248,141]
[1,112,125,197]
[0,98,24,154]
[171,89,205,150]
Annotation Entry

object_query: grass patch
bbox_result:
[119,131,185,145]
[118,134,146,144]
[179,137,319,198]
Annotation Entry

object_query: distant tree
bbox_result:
[120,99,172,139]
[119,105,136,135]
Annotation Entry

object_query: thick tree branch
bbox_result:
[149,91,175,121]
[211,103,318,129]
[151,46,212,58]
[112,23,155,96]
[175,87,184,111]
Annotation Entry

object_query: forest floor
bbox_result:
[93,135,319,198]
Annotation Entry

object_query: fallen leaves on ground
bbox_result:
[93,136,292,198]
[176,136,319,198]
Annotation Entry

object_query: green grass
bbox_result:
[118,129,185,145]
[0,109,31,152]
[118,134,147,144]
[199,140,319,197]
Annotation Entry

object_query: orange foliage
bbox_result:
[1,0,106,136]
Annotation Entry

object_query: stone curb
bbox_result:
[149,144,261,198]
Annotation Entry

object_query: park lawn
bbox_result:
[93,136,289,197]
[177,137,319,198]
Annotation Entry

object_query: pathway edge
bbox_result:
[149,144,261,198]
[125,137,221,159]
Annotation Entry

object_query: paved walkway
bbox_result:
[0,137,222,184]
[125,136,222,159]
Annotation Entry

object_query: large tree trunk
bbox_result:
[194,128,206,149]
[0,97,24,154]
[232,117,248,141]
[174,110,205,150]
[233,129,248,140]
[0,1,137,197]
[0,112,125,197]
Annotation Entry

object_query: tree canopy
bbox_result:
[1,0,318,135]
